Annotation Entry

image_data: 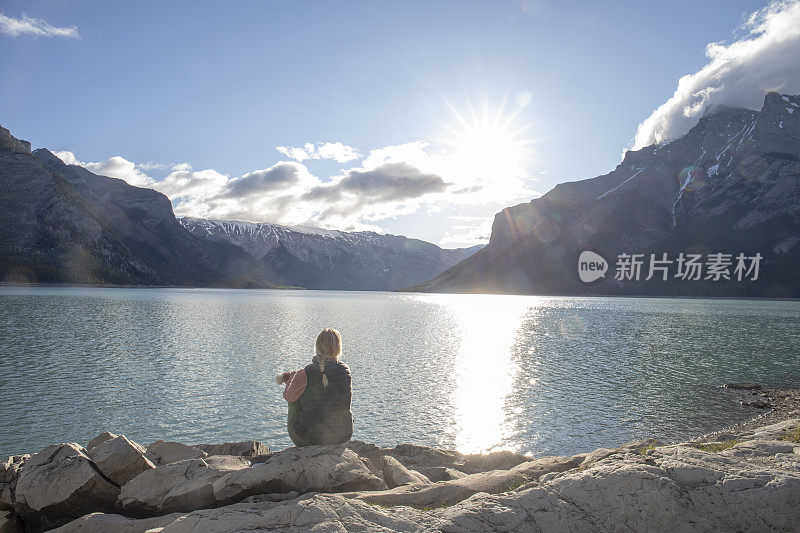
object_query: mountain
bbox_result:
[414,92,800,297]
[180,217,482,291]
[0,126,279,287]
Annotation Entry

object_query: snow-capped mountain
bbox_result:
[180,217,482,290]
[415,92,800,297]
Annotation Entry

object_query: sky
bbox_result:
[2,0,799,247]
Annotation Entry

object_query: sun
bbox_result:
[439,94,533,163]
[434,94,535,198]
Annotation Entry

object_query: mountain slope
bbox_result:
[180,217,482,291]
[414,92,800,297]
[0,126,280,287]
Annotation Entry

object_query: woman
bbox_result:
[278,328,353,446]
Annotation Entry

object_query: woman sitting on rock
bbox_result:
[278,328,353,446]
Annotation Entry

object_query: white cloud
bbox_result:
[276,142,361,163]
[0,13,79,39]
[54,151,154,188]
[633,0,800,149]
[54,150,83,166]
[58,129,536,234]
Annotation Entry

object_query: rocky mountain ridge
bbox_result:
[0,125,479,290]
[415,92,800,297]
[180,217,481,291]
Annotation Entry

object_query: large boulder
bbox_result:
[86,434,155,486]
[146,440,206,465]
[118,455,250,514]
[381,456,431,488]
[212,445,387,505]
[13,443,119,527]
[193,441,269,458]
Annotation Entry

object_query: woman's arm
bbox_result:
[283,368,307,402]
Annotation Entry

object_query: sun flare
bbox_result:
[439,95,534,169]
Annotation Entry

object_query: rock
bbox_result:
[212,445,387,505]
[28,417,800,532]
[0,486,13,512]
[193,441,269,458]
[510,455,584,481]
[86,431,117,450]
[355,468,529,508]
[462,450,531,473]
[241,491,300,503]
[381,456,431,488]
[384,444,463,471]
[741,398,772,408]
[0,511,21,533]
[724,382,763,390]
[0,456,28,484]
[417,466,466,482]
[118,455,250,514]
[51,511,183,533]
[13,443,119,527]
[146,440,206,465]
[86,435,156,486]
[0,455,29,512]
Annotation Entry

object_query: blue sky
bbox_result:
[2,0,796,247]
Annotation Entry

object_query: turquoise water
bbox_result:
[0,286,798,459]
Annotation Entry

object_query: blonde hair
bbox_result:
[315,328,341,388]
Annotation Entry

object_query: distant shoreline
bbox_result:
[1,281,799,301]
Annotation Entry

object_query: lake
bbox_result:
[1,286,798,459]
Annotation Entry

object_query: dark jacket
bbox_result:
[290,359,353,445]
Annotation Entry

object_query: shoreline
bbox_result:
[694,385,800,442]
[1,387,798,532]
[1,281,799,301]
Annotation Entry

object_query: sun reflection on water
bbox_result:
[434,294,536,454]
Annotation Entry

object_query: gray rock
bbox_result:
[381,456,431,488]
[724,382,763,390]
[118,455,250,513]
[0,455,29,512]
[33,417,800,532]
[0,511,21,533]
[146,440,206,465]
[417,466,466,482]
[51,511,183,533]
[240,491,300,503]
[355,468,530,508]
[86,434,155,486]
[193,441,269,458]
[86,431,117,450]
[13,443,119,525]
[0,456,28,484]
[212,445,387,505]
[462,450,531,473]
[741,398,772,408]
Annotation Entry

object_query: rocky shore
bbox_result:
[1,394,799,532]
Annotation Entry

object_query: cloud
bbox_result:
[54,151,154,187]
[58,131,535,234]
[225,163,309,198]
[276,142,361,163]
[0,13,79,39]
[633,0,800,149]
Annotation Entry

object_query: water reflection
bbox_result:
[435,294,535,453]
